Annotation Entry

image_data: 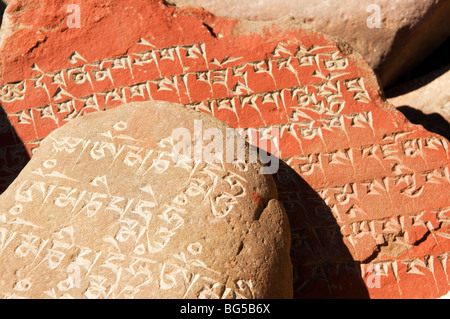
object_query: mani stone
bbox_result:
[0,100,293,299]
[172,0,450,88]
[0,0,449,299]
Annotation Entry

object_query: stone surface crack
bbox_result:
[202,22,217,38]
[162,0,176,6]
[235,197,275,259]
[26,36,48,55]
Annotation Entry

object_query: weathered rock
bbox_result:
[387,66,450,123]
[0,0,449,298]
[172,0,450,87]
[0,100,292,299]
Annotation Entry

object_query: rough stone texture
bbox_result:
[172,0,450,88]
[387,66,450,123]
[0,0,449,298]
[0,100,292,299]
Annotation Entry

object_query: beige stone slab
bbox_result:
[0,100,292,299]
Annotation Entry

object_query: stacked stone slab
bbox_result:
[0,0,449,298]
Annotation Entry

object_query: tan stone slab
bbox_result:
[0,100,292,299]
[387,66,450,123]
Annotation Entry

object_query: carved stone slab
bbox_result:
[172,0,450,88]
[0,100,292,299]
[0,0,449,298]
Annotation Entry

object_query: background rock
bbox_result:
[387,66,450,142]
[387,66,450,121]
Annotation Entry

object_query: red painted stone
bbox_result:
[0,0,449,298]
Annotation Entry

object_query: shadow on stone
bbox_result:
[0,105,30,194]
[397,105,450,141]
[0,1,6,25]
[273,160,370,299]
[380,2,450,89]
[385,64,449,98]
[386,37,450,92]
